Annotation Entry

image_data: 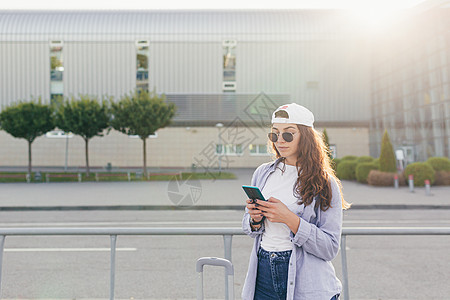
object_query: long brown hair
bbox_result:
[271,124,351,211]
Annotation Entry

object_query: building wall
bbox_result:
[0,126,369,169]
[370,7,450,161]
[0,38,371,123]
[238,40,371,123]
[65,42,135,99]
[0,42,50,108]
[0,10,372,168]
[151,42,222,93]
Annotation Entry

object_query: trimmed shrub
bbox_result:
[356,156,375,164]
[336,160,358,180]
[356,162,379,183]
[435,171,450,185]
[379,130,397,172]
[367,170,406,186]
[426,157,450,172]
[341,155,358,161]
[331,158,341,172]
[404,162,435,186]
[374,158,380,168]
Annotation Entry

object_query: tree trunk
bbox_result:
[28,140,32,176]
[142,137,147,178]
[85,138,90,177]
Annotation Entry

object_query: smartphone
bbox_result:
[242,185,267,203]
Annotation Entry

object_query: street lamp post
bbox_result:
[215,123,224,175]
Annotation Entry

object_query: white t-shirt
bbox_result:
[260,163,299,252]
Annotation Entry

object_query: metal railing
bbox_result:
[0,227,449,300]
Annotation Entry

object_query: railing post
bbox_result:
[341,235,349,300]
[0,235,5,298]
[223,234,233,300]
[110,235,117,300]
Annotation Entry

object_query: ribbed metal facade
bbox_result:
[0,9,371,125]
[369,6,450,160]
[0,42,50,106]
[64,42,135,98]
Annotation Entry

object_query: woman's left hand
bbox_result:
[255,197,300,233]
[255,197,292,223]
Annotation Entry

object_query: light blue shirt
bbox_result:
[241,158,343,300]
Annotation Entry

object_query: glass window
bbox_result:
[136,41,149,92]
[235,144,243,154]
[216,144,223,155]
[248,144,269,156]
[223,40,236,92]
[216,143,243,155]
[224,144,234,154]
[50,41,64,102]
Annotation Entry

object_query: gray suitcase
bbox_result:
[196,257,234,300]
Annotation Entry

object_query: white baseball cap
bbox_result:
[271,103,315,127]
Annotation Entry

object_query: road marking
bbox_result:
[4,248,136,252]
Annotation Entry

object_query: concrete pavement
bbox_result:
[0,168,449,210]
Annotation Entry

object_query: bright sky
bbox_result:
[3,0,427,10]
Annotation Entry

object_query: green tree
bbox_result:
[54,95,110,176]
[0,99,54,175]
[322,128,333,159]
[379,129,397,172]
[110,90,176,178]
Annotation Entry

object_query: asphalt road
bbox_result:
[0,209,449,300]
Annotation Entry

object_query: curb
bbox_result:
[0,204,450,211]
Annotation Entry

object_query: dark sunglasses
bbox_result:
[268,132,296,143]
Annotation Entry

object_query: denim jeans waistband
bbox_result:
[258,247,292,259]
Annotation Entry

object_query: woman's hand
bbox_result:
[255,197,300,233]
[246,199,264,223]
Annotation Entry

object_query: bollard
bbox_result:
[394,174,399,189]
[408,174,414,193]
[425,179,431,196]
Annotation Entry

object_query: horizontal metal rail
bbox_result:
[0,227,448,300]
[1,227,450,236]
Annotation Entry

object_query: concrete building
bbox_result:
[0,9,373,169]
[370,0,450,162]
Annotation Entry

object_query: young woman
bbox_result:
[242,103,350,300]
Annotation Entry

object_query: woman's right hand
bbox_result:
[246,199,264,222]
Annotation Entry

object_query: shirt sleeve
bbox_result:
[242,165,265,238]
[291,177,343,261]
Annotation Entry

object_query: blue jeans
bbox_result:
[254,247,340,300]
[254,247,292,300]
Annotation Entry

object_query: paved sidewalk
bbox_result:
[0,168,449,209]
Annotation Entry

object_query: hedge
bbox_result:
[341,155,358,161]
[356,156,375,164]
[331,158,341,172]
[404,162,435,186]
[426,157,450,172]
[435,171,450,185]
[336,160,358,180]
[367,170,406,186]
[356,162,379,183]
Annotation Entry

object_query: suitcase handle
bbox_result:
[196,257,234,276]
[196,257,234,300]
